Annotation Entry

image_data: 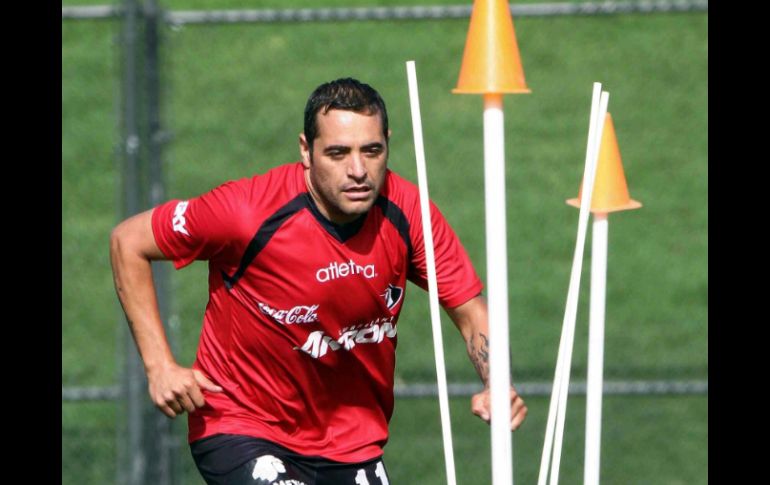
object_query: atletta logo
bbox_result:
[316,259,376,283]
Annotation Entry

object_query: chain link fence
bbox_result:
[63,1,709,22]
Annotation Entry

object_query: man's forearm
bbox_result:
[110,211,221,418]
[446,295,491,387]
[110,211,176,374]
[466,330,490,387]
[114,262,174,374]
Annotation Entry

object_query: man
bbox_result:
[110,78,527,485]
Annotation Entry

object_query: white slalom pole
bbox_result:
[483,92,515,485]
[536,83,604,485]
[584,212,608,485]
[406,60,457,485]
[549,90,609,485]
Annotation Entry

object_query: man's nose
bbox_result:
[348,153,367,180]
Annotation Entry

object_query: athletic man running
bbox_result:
[110,77,527,485]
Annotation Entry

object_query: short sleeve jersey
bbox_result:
[151,162,483,463]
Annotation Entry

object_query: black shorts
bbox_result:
[190,434,391,485]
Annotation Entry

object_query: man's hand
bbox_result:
[471,386,528,431]
[147,363,223,418]
[444,296,528,431]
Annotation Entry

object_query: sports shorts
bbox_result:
[190,434,391,485]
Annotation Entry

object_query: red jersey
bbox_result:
[151,162,482,462]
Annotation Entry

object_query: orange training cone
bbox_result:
[567,112,642,213]
[453,0,531,94]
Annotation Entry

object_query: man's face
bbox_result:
[300,109,389,224]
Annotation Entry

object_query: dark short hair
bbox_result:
[303,78,389,151]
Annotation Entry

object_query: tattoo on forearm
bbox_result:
[467,332,490,386]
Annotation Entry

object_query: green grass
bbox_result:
[387,395,708,484]
[62,402,119,484]
[63,0,572,8]
[63,4,707,484]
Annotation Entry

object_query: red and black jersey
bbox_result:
[151,162,483,463]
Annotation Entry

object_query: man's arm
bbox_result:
[445,294,527,430]
[109,209,221,418]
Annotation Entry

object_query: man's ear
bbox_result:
[299,133,312,168]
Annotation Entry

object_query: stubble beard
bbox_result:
[308,169,378,224]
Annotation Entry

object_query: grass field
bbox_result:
[62,1,707,483]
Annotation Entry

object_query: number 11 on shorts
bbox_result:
[355,461,389,485]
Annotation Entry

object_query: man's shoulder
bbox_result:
[186,162,304,224]
[382,169,420,204]
[241,161,302,187]
[219,162,304,197]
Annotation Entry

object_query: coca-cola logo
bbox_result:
[258,301,319,325]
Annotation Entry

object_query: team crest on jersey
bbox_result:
[382,284,403,310]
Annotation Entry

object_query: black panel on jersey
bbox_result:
[304,192,368,242]
[375,195,413,262]
[222,194,308,289]
[223,193,414,289]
